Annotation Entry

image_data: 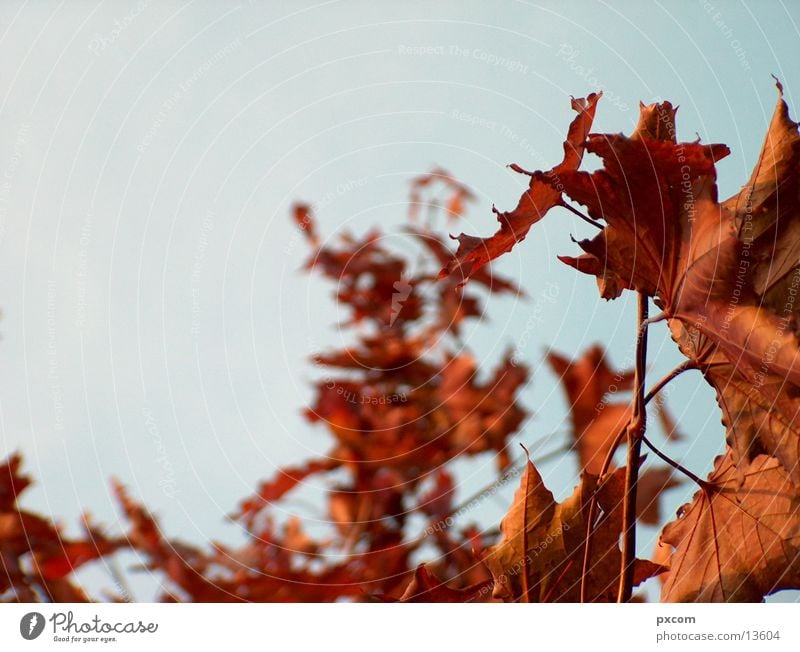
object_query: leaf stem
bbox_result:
[645,360,696,399]
[618,292,649,603]
[641,435,709,489]
[560,202,604,229]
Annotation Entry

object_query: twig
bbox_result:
[618,292,649,603]
[579,358,696,602]
[645,360,695,400]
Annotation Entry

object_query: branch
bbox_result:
[579,357,697,602]
[618,292,649,602]
[645,359,696,400]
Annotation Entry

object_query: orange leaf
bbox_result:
[660,449,800,602]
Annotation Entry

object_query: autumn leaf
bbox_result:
[112,479,164,556]
[407,227,522,295]
[547,345,634,474]
[659,449,800,602]
[37,533,122,581]
[238,459,336,521]
[439,93,601,286]
[292,203,319,247]
[397,565,492,602]
[484,456,662,602]
[0,453,31,510]
[417,469,455,520]
[303,229,423,327]
[653,395,684,442]
[409,167,476,223]
[636,467,682,526]
[403,226,524,333]
[547,345,683,520]
[0,454,124,601]
[556,111,731,303]
[552,82,800,482]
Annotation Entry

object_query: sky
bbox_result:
[0,0,798,600]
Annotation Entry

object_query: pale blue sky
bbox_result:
[0,0,797,600]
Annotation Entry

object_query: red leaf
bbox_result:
[439,93,601,285]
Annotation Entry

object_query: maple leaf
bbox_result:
[409,167,476,223]
[437,352,529,469]
[546,346,683,519]
[0,454,122,602]
[292,203,320,247]
[417,469,455,520]
[653,394,685,442]
[397,565,493,602]
[636,467,681,526]
[484,456,662,602]
[280,516,319,555]
[403,227,523,334]
[238,459,336,522]
[547,345,634,474]
[556,114,731,303]
[659,449,800,602]
[439,93,601,285]
[407,227,522,295]
[311,332,438,385]
[0,453,31,510]
[36,531,122,581]
[555,82,800,481]
[304,229,424,328]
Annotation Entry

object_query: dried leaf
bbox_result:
[548,345,633,474]
[292,203,319,247]
[555,83,800,482]
[660,449,800,602]
[636,467,681,526]
[485,457,662,602]
[439,93,601,285]
[398,565,492,602]
[238,459,335,520]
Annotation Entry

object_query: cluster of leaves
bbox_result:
[236,183,531,600]
[0,455,122,601]
[1,172,530,602]
[442,81,800,602]
[3,82,800,602]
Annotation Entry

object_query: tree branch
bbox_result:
[618,292,649,602]
[579,358,696,602]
